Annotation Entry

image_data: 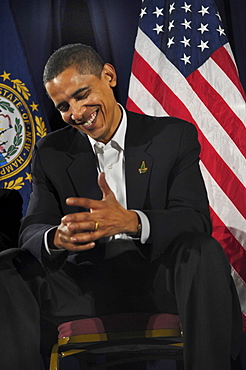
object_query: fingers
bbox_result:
[65,173,116,212]
[61,216,98,239]
[55,174,118,251]
[66,197,100,209]
[56,204,103,252]
[54,220,98,251]
[65,173,113,208]
[60,228,97,245]
[62,214,95,228]
[56,234,96,252]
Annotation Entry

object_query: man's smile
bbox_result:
[82,109,98,128]
[73,108,99,128]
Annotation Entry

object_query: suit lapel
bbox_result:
[125,112,153,209]
[66,131,102,200]
[125,144,153,209]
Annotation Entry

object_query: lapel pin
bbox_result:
[138,161,148,174]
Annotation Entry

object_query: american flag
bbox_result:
[127,0,246,329]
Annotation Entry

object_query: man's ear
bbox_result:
[101,63,117,87]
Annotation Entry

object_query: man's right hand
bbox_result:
[52,173,139,252]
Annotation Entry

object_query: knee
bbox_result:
[176,231,221,250]
[168,232,229,267]
[0,248,22,267]
[13,249,46,280]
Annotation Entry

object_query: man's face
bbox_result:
[45,64,122,144]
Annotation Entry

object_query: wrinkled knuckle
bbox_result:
[67,223,76,232]
[70,243,78,251]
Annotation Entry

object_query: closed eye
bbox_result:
[56,87,91,113]
[74,90,90,101]
[56,102,69,112]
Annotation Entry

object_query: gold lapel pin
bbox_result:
[138,161,148,174]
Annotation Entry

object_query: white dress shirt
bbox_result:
[88,105,150,244]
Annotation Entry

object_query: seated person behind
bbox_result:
[0,189,22,251]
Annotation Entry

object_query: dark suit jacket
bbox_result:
[20,111,211,269]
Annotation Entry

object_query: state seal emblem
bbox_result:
[0,71,47,190]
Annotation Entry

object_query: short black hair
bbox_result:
[43,44,104,85]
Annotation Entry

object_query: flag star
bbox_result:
[168,20,175,31]
[153,7,164,18]
[167,37,175,48]
[198,6,209,16]
[180,36,191,47]
[197,40,209,51]
[181,19,192,29]
[140,7,147,18]
[181,53,191,64]
[197,23,209,34]
[181,2,192,13]
[216,11,221,21]
[217,25,226,36]
[169,2,175,14]
[153,24,164,34]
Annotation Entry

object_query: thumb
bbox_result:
[98,172,113,200]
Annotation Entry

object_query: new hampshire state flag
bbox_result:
[0,0,49,214]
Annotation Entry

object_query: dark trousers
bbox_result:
[0,233,242,370]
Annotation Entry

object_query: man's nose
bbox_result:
[70,101,86,121]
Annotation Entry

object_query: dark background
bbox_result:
[9,0,246,131]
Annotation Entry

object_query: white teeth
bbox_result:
[83,111,97,127]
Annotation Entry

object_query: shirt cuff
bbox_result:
[44,226,65,255]
[132,210,150,244]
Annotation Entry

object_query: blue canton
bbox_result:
[139,0,228,77]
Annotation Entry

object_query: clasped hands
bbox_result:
[53,172,139,251]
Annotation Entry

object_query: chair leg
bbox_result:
[49,344,60,370]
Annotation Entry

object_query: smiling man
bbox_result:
[45,64,121,143]
[0,44,241,369]
[43,51,142,250]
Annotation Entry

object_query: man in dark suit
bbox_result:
[0,44,241,369]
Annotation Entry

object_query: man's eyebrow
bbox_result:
[55,87,90,110]
[71,87,89,98]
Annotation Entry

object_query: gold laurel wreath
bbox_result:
[35,116,47,137]
[4,177,24,190]
[11,79,31,100]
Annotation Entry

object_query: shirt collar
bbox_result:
[88,104,127,153]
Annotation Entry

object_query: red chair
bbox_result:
[49,312,183,369]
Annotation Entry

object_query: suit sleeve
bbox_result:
[144,122,212,261]
[19,145,68,270]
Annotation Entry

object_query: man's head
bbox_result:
[43,44,104,85]
[44,44,122,144]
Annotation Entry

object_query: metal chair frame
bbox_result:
[50,326,183,369]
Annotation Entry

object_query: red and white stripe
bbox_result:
[127,27,246,329]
